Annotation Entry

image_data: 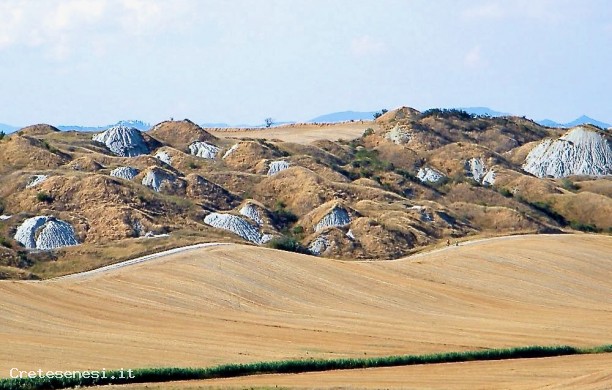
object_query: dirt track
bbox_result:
[1,234,611,388]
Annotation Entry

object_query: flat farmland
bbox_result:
[209,121,378,143]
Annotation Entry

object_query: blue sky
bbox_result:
[0,0,610,126]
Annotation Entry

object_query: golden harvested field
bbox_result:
[106,354,612,390]
[1,234,611,387]
[209,121,378,143]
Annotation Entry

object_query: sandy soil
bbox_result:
[0,234,610,387]
[104,353,612,390]
[209,121,378,144]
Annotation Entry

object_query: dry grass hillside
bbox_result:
[0,235,610,388]
[0,109,610,278]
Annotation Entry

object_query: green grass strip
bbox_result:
[1,344,610,390]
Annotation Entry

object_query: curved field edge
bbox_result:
[1,345,610,390]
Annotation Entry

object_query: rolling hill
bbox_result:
[0,234,610,388]
[0,107,610,280]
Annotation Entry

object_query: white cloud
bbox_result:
[462,0,571,23]
[462,2,505,19]
[350,35,386,57]
[464,45,488,69]
[0,0,199,60]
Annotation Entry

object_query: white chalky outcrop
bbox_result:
[385,125,411,144]
[239,203,264,225]
[417,167,445,183]
[14,216,79,250]
[523,127,612,178]
[222,144,239,159]
[203,213,271,244]
[142,168,176,192]
[92,125,149,157]
[482,169,496,186]
[110,166,139,180]
[267,160,290,176]
[188,141,220,159]
[308,235,329,255]
[465,158,486,182]
[155,151,172,165]
[314,206,351,232]
[26,175,48,188]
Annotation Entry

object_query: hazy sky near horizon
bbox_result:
[1,0,610,126]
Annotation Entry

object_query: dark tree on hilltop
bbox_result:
[421,108,475,120]
[373,109,388,119]
[264,118,274,128]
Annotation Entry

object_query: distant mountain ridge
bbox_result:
[457,107,510,117]
[57,120,151,132]
[0,123,18,133]
[2,109,610,133]
[537,115,611,129]
[458,107,611,129]
[308,111,377,123]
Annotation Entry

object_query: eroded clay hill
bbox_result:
[0,110,610,278]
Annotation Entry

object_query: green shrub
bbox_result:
[499,188,513,198]
[187,161,200,169]
[561,178,580,192]
[569,221,599,233]
[36,192,53,203]
[0,236,11,248]
[362,128,374,136]
[0,131,5,141]
[291,225,304,236]
[41,140,59,153]
[271,201,298,228]
[525,200,567,226]
[267,236,310,254]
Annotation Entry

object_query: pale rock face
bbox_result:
[267,160,290,176]
[142,169,176,192]
[346,229,355,240]
[410,205,434,222]
[92,125,149,157]
[132,220,145,237]
[222,143,239,159]
[417,167,445,183]
[14,216,79,250]
[155,151,172,165]
[189,141,220,159]
[482,169,496,186]
[110,167,139,180]
[203,213,271,244]
[14,216,48,248]
[465,158,486,182]
[239,203,263,225]
[0,215,11,220]
[385,125,411,145]
[315,206,351,232]
[523,127,612,178]
[26,175,48,188]
[420,210,434,222]
[308,235,329,255]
